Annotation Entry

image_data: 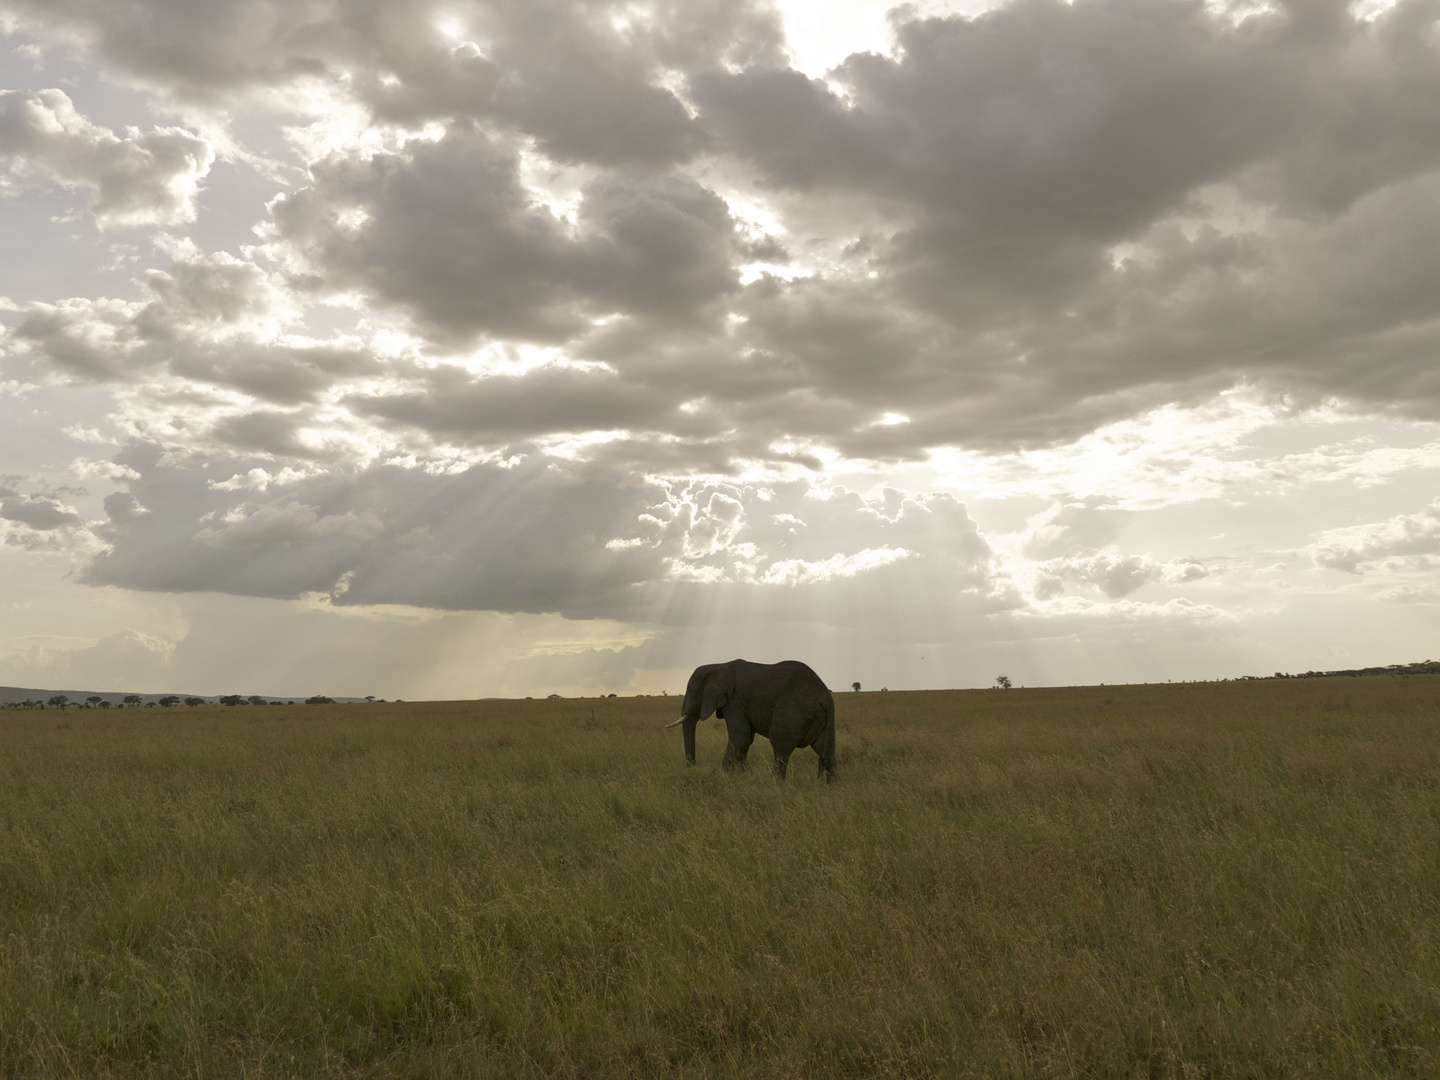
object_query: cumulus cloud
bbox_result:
[1033,552,1209,600]
[0,0,783,161]
[1018,498,1131,559]
[85,444,679,610]
[1312,499,1440,573]
[268,127,742,345]
[195,502,382,550]
[0,485,97,553]
[8,1,1440,469]
[81,443,1015,625]
[208,467,310,492]
[0,626,176,691]
[0,88,212,226]
[63,627,176,686]
[1025,595,1236,628]
[6,246,376,407]
[0,492,81,530]
[758,546,911,586]
[5,0,1440,671]
[691,0,1440,442]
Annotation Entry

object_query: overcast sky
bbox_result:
[2,0,1439,700]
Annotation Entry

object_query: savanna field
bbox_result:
[1,678,1438,1078]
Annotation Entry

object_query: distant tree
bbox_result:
[123,695,142,707]
[247,695,267,706]
[851,682,861,692]
[219,695,245,706]
[20,698,38,710]
[995,675,1012,690]
[547,693,561,700]
[305,695,335,705]
[47,694,69,709]
[365,695,376,703]
[98,700,112,709]
[880,686,889,692]
[183,697,205,707]
[158,695,180,708]
[86,695,103,708]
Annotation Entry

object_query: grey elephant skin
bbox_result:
[667,659,838,782]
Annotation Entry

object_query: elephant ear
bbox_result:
[699,664,736,721]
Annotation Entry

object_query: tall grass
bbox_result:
[2,678,1437,1077]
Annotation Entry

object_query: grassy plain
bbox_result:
[1,677,1438,1078]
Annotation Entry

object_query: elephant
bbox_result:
[666,659,838,782]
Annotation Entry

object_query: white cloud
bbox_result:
[1024,595,1237,626]
[1032,552,1210,600]
[70,458,140,482]
[208,467,309,492]
[759,545,911,585]
[1311,499,1440,574]
[0,627,175,690]
[1018,498,1130,559]
[0,89,212,226]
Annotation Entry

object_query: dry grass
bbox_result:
[2,677,1438,1077]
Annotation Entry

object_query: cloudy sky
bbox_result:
[2,0,1439,700]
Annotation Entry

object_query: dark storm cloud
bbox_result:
[269,125,742,344]
[348,362,674,443]
[0,493,82,530]
[11,0,1440,460]
[688,0,1440,441]
[8,0,1440,622]
[84,443,1016,622]
[699,0,1440,251]
[171,342,379,406]
[208,411,336,459]
[247,0,1440,461]
[0,0,783,167]
[0,483,89,552]
[693,0,1300,319]
[85,444,681,612]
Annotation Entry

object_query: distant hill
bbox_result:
[0,685,374,707]
[1240,659,1440,680]
[7,659,1435,709]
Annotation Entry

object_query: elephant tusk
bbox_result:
[665,716,687,728]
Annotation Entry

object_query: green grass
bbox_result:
[2,678,1438,1077]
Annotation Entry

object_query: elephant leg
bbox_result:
[722,726,754,772]
[772,748,793,781]
[813,719,838,783]
[816,747,838,784]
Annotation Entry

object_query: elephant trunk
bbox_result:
[681,717,697,765]
[665,713,700,765]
